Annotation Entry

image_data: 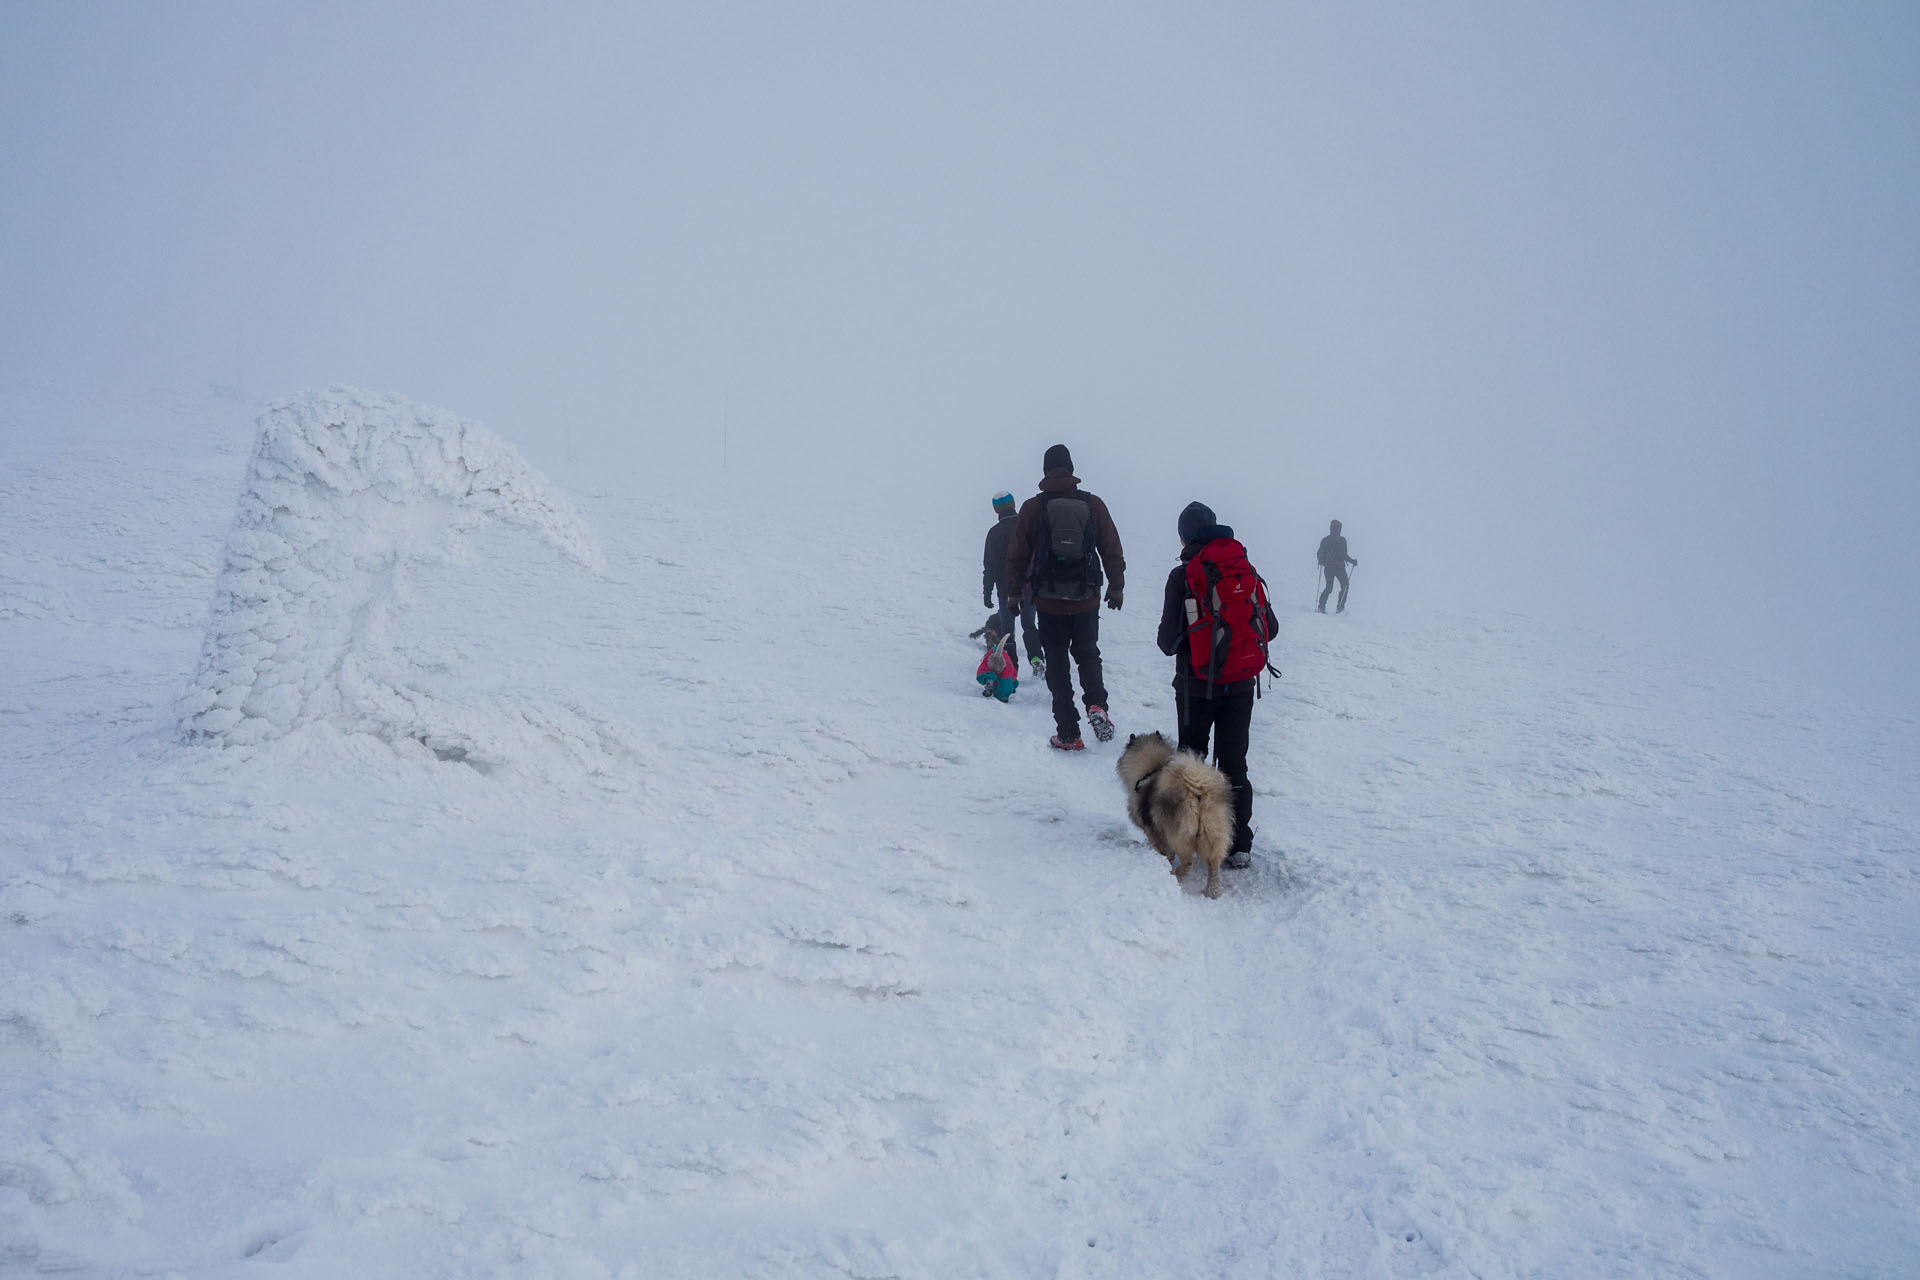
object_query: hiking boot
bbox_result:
[1224,848,1252,870]
[1086,705,1115,742]
[1315,604,1326,614]
[1049,734,1085,751]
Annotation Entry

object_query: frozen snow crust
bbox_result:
[177,387,606,770]
[4,392,1918,1277]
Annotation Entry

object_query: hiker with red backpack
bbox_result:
[1004,444,1126,751]
[1157,501,1280,870]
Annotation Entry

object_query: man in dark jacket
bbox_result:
[1316,519,1358,613]
[1158,501,1277,869]
[981,490,1042,677]
[1005,444,1126,750]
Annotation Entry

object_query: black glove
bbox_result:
[984,591,995,609]
[1104,587,1123,611]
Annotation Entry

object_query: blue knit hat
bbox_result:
[992,491,1015,512]
[1178,501,1216,546]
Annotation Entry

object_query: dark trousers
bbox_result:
[994,592,1041,668]
[1037,610,1107,739]
[1177,684,1255,853]
[1318,564,1350,610]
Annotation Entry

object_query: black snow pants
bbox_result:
[1318,564,1350,611]
[1176,684,1256,854]
[994,590,1041,670]
[1037,610,1107,741]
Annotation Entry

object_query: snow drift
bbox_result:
[177,387,605,764]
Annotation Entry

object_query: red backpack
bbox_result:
[1184,538,1279,692]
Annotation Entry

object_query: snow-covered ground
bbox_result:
[3,391,1916,1278]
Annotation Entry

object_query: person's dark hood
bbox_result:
[1179,524,1236,560]
[1038,469,1081,493]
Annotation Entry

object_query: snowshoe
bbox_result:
[1049,734,1085,751]
[1086,705,1115,743]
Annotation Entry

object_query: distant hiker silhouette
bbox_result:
[1316,519,1358,613]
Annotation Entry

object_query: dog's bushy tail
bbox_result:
[1170,762,1233,898]
[1180,774,1232,861]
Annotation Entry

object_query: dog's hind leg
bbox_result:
[1197,818,1228,900]
[1143,830,1179,875]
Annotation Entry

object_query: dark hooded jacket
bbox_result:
[1158,522,1279,695]
[1004,469,1125,616]
[982,509,1019,599]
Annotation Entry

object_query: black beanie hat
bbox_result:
[1043,444,1073,473]
[1178,501,1215,546]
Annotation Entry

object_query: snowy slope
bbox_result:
[3,391,1916,1279]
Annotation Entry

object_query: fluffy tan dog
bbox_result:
[1116,731,1235,898]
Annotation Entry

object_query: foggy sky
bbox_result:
[4,2,1916,714]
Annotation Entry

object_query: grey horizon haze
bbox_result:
[4,2,1916,715]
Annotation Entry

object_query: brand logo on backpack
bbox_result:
[1183,538,1278,690]
[1033,493,1100,602]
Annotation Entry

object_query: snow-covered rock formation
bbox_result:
[178,387,602,755]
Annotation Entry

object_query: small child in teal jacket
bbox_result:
[976,634,1019,703]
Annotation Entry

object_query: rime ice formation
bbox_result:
[179,387,602,752]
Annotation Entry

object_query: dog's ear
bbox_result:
[1126,734,1136,744]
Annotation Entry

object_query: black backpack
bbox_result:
[1033,492,1100,601]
